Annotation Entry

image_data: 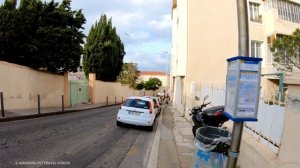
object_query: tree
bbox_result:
[83,14,125,81]
[135,82,144,90]
[117,63,140,88]
[144,77,162,91]
[0,0,86,74]
[270,28,300,72]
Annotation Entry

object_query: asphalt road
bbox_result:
[0,106,158,168]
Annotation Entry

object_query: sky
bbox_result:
[0,0,172,72]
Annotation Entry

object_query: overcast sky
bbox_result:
[0,0,172,72]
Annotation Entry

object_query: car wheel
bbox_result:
[147,124,154,131]
[116,121,122,127]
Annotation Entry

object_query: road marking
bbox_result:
[127,146,138,156]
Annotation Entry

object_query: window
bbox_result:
[249,2,262,22]
[265,0,300,24]
[123,99,150,109]
[251,41,262,58]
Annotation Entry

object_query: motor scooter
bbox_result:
[187,95,230,155]
[187,95,229,137]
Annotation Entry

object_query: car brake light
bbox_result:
[149,101,153,114]
[120,99,126,109]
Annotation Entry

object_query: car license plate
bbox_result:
[128,111,140,116]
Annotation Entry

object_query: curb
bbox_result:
[146,105,163,168]
[0,104,121,123]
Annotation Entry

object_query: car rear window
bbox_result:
[123,99,150,109]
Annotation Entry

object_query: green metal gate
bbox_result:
[69,80,89,106]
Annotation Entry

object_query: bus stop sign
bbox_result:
[224,56,262,122]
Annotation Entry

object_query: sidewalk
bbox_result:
[0,102,116,121]
[157,105,194,168]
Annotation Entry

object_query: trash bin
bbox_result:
[192,126,231,168]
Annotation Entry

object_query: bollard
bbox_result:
[1,92,4,117]
[115,96,117,104]
[106,96,108,106]
[122,96,123,102]
[62,95,64,112]
[38,94,41,115]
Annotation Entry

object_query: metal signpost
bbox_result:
[228,1,248,166]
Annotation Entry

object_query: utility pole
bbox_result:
[226,0,249,168]
[164,51,169,96]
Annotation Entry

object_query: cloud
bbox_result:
[125,51,168,71]
[148,14,172,30]
[0,0,172,72]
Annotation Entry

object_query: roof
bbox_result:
[140,71,166,76]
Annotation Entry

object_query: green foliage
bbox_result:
[135,82,144,90]
[144,77,162,91]
[270,28,300,72]
[117,63,140,88]
[83,14,125,81]
[0,0,86,74]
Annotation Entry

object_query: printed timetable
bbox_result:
[240,71,259,81]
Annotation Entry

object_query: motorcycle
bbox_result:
[187,95,230,155]
[187,95,229,137]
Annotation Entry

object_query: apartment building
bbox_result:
[171,0,300,114]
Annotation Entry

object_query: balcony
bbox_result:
[264,0,300,24]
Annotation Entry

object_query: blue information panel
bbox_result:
[224,56,262,122]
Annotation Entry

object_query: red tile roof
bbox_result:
[140,71,166,76]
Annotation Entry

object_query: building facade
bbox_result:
[138,71,169,96]
[171,0,300,114]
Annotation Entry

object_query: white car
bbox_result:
[116,96,156,131]
[144,96,161,115]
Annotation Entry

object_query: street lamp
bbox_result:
[162,51,169,97]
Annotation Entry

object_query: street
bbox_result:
[0,106,158,168]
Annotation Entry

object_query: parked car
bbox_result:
[144,96,161,115]
[116,96,156,131]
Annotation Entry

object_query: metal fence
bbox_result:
[244,101,285,153]
[197,84,285,153]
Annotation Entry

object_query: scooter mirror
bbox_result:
[204,95,209,101]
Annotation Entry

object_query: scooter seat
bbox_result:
[202,106,224,116]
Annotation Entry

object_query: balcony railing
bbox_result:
[264,0,300,24]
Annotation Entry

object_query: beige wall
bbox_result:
[0,61,64,110]
[89,74,143,104]
[171,0,188,77]
[278,72,300,167]
[94,81,134,104]
[187,0,238,83]
[184,0,238,109]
